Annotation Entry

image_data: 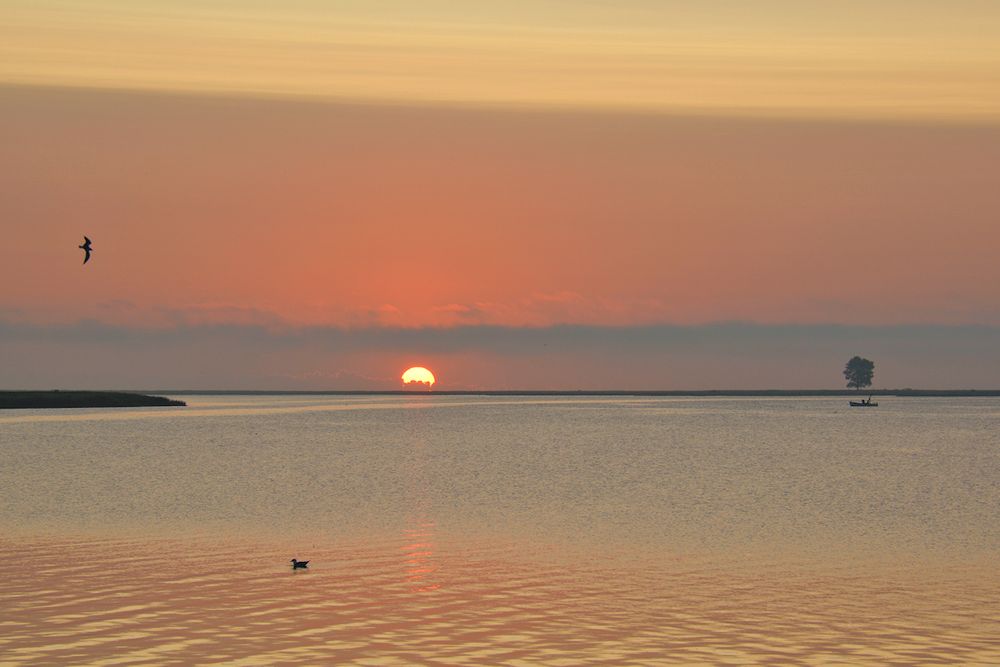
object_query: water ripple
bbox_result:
[1,535,997,665]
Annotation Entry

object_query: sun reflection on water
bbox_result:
[401,521,440,593]
[400,402,441,593]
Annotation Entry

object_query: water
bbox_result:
[2,395,998,558]
[2,396,999,663]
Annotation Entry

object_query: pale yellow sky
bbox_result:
[3,0,999,121]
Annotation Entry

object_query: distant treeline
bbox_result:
[145,389,1000,398]
[0,391,186,409]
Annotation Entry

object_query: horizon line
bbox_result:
[25,388,1000,397]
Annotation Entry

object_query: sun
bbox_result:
[401,366,436,388]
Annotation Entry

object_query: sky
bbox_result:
[2,1,999,389]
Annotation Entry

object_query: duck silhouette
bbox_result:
[290,558,309,569]
[79,236,92,264]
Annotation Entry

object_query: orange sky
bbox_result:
[2,1,999,388]
[4,85,998,329]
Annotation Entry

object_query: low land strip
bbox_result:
[0,391,186,409]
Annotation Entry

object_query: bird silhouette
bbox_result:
[79,236,92,264]
[290,558,309,569]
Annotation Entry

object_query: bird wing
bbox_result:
[83,249,91,264]
[84,236,91,244]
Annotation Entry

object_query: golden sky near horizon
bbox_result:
[3,0,1000,122]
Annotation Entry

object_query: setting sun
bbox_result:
[401,366,436,388]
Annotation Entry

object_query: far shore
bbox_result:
[0,391,186,410]
[6,389,999,408]
[142,389,1000,397]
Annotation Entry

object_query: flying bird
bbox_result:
[79,236,92,264]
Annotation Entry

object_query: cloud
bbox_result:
[432,303,481,315]
[157,304,286,328]
[274,368,395,390]
[2,318,999,390]
[424,293,673,327]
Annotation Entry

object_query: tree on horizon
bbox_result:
[843,356,875,391]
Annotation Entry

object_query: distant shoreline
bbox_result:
[0,391,186,410]
[140,389,1000,398]
[6,390,999,407]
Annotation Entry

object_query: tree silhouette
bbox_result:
[843,356,875,391]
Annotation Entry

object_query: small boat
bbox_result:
[849,395,878,407]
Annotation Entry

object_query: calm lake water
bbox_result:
[3,395,999,557]
[2,396,999,664]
